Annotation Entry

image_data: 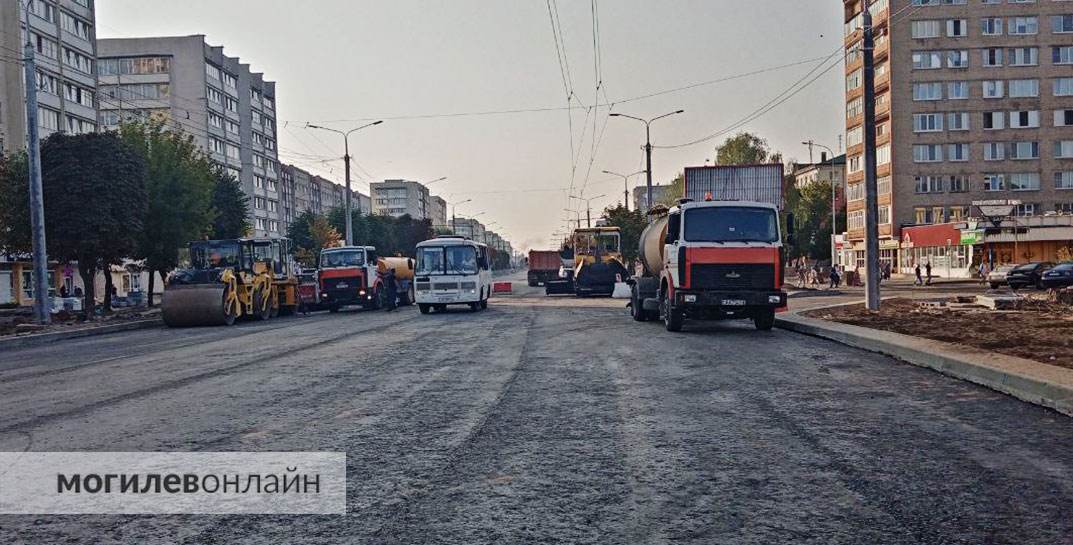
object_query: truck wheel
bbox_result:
[419,304,431,315]
[630,286,648,322]
[663,296,683,332]
[469,302,480,312]
[328,304,340,313]
[754,309,775,331]
[989,282,999,289]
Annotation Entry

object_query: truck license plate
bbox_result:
[721,299,746,306]
[337,283,349,289]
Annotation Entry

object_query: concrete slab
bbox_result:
[776,311,1073,417]
[976,294,1022,310]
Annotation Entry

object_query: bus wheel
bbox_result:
[419,304,431,315]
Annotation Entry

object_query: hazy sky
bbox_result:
[97,0,844,251]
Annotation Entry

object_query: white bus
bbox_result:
[414,236,492,313]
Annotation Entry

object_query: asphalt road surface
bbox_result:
[1,271,1072,544]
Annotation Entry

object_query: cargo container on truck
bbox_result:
[627,164,790,331]
[527,250,561,287]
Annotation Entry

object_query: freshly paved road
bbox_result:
[1,271,1071,544]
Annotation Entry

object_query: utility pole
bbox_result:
[306,120,383,245]
[862,10,881,311]
[23,1,50,324]
[602,169,644,212]
[611,110,683,211]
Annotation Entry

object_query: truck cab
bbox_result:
[634,199,788,331]
[317,246,384,312]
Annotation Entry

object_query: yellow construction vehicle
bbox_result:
[162,238,299,327]
[545,226,629,296]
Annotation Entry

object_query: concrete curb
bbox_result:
[775,310,1073,417]
[0,318,162,351]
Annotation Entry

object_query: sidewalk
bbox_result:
[776,304,1073,417]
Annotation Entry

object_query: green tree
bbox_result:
[657,172,685,207]
[286,210,318,267]
[210,168,251,239]
[716,132,782,165]
[120,121,215,306]
[9,133,148,316]
[0,153,31,254]
[786,179,843,261]
[603,204,647,267]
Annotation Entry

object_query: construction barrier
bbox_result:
[492,282,513,294]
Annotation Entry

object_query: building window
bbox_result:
[947,81,969,99]
[225,96,238,113]
[254,196,266,209]
[913,144,943,163]
[911,20,941,38]
[1009,142,1039,160]
[947,50,968,68]
[913,82,942,101]
[878,205,891,225]
[984,142,1005,161]
[1008,16,1038,35]
[877,144,891,165]
[98,56,171,76]
[1008,79,1039,98]
[915,175,944,193]
[1055,78,1073,96]
[1054,46,1073,65]
[1054,15,1073,34]
[1057,203,1073,214]
[984,174,1006,192]
[983,48,1003,67]
[914,208,936,225]
[983,80,1004,98]
[947,112,969,131]
[1008,47,1038,66]
[1009,110,1039,129]
[946,19,967,37]
[948,143,969,162]
[981,17,1003,36]
[948,175,968,193]
[983,111,1005,130]
[206,86,223,104]
[1058,110,1073,127]
[39,107,59,131]
[1056,140,1073,158]
[59,11,92,40]
[1010,173,1040,191]
[62,48,93,74]
[912,51,942,69]
[1055,172,1073,190]
[1015,203,1037,217]
[913,113,943,132]
[846,69,862,91]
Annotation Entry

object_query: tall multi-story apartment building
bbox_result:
[370,179,442,220]
[450,217,485,242]
[280,163,369,233]
[843,0,1073,268]
[97,35,282,238]
[428,195,448,229]
[0,0,98,155]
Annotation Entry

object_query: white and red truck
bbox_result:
[627,164,791,332]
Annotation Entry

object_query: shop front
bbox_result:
[899,223,974,278]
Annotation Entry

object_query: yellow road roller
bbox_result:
[162,238,299,327]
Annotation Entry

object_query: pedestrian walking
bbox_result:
[914,263,923,286]
[829,266,840,289]
[925,261,933,285]
[978,261,990,285]
[384,268,398,311]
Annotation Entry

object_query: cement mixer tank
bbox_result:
[638,214,669,276]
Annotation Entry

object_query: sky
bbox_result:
[96,0,845,252]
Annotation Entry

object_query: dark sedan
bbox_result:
[1006,262,1055,290]
[1040,262,1073,290]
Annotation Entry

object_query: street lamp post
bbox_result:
[610,110,684,211]
[602,170,645,212]
[451,198,472,234]
[569,194,606,228]
[306,120,384,245]
[802,141,839,269]
[420,176,447,222]
[22,0,49,324]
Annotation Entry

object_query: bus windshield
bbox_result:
[320,249,365,268]
[417,246,478,275]
[684,207,779,243]
[190,241,242,270]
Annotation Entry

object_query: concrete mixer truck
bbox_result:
[627,164,791,332]
[317,246,415,312]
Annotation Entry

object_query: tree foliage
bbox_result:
[603,204,647,266]
[210,168,251,239]
[716,132,782,165]
[120,121,215,304]
[785,179,844,261]
[2,133,148,314]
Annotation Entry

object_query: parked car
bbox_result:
[986,264,1019,289]
[1040,262,1073,290]
[1005,262,1055,290]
